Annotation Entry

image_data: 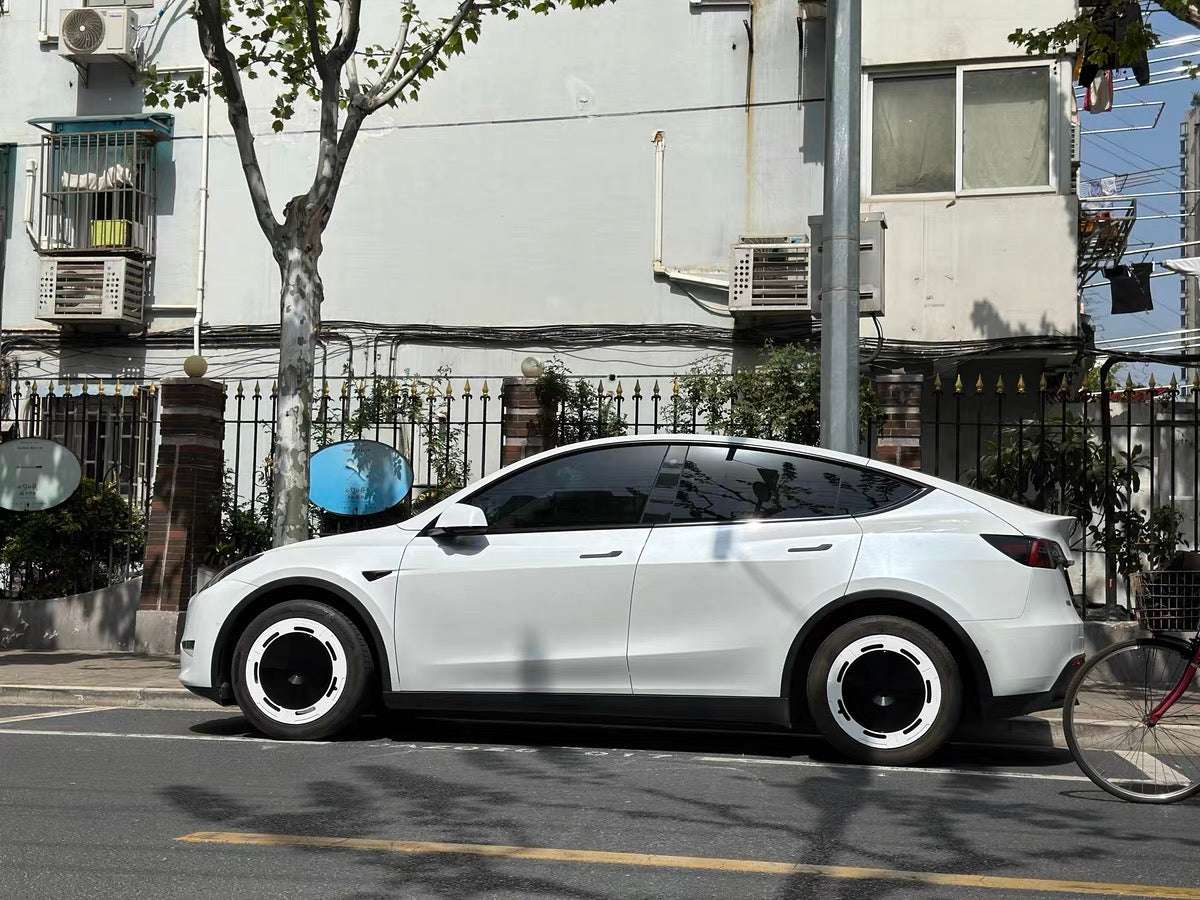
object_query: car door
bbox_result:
[628,444,863,697]
[395,443,669,694]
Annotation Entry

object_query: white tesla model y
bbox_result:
[180,434,1085,765]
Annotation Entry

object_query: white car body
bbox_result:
[180,434,1085,761]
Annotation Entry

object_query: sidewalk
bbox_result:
[0,649,1072,748]
[0,650,210,710]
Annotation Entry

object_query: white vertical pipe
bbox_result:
[193,62,212,358]
[653,131,665,272]
[23,160,39,247]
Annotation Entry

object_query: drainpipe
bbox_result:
[22,160,38,248]
[193,62,212,358]
[652,131,665,274]
[649,130,730,305]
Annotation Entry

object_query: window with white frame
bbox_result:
[868,62,1054,197]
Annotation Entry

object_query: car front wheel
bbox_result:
[232,599,375,741]
[805,615,961,765]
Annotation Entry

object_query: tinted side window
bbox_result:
[469,445,668,531]
[834,465,922,515]
[672,446,842,522]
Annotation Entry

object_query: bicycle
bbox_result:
[1064,624,1200,803]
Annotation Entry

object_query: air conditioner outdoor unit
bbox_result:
[807,212,887,316]
[58,6,137,65]
[37,256,145,328]
[728,240,813,314]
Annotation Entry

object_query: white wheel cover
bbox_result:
[825,634,942,750]
[244,617,348,726]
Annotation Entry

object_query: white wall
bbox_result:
[861,0,1077,66]
[0,0,1081,382]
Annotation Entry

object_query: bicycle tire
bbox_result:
[1064,637,1200,804]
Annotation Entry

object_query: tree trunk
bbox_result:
[272,235,322,546]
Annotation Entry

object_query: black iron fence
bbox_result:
[0,379,155,599]
[3,366,1197,624]
[927,372,1200,621]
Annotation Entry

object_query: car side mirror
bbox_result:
[431,503,489,537]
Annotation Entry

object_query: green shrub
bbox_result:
[0,478,144,600]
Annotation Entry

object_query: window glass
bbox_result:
[833,465,922,515]
[963,67,1049,190]
[672,446,842,522]
[469,444,667,531]
[871,74,955,194]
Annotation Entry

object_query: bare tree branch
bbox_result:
[318,104,368,230]
[328,0,362,72]
[302,0,328,75]
[194,0,281,243]
[368,0,475,111]
[372,11,413,95]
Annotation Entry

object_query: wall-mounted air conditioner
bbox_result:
[58,6,137,65]
[37,256,145,328]
[728,238,813,314]
[807,213,887,316]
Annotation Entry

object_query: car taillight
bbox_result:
[981,534,1064,569]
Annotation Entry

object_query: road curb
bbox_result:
[0,683,213,711]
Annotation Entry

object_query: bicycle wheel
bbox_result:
[1065,637,1200,803]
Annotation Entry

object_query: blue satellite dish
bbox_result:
[309,440,413,516]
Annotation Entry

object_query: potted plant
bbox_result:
[1129,507,1198,632]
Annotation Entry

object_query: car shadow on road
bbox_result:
[187,709,1076,770]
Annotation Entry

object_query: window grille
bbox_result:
[38,129,160,258]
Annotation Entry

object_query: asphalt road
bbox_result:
[1,705,1198,900]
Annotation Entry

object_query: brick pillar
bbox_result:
[873,373,923,470]
[501,377,551,467]
[137,377,226,653]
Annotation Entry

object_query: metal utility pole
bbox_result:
[819,0,862,453]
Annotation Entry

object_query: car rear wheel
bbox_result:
[806,615,961,765]
[232,599,375,741]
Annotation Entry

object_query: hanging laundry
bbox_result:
[1105,262,1154,314]
[1077,0,1151,89]
[1085,70,1114,113]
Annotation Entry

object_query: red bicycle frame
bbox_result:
[1147,638,1200,726]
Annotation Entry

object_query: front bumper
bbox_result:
[179,577,255,697]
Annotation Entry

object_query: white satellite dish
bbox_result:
[0,438,83,511]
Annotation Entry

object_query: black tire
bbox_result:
[1064,637,1200,804]
[231,599,375,741]
[805,615,961,765]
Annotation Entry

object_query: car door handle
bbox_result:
[580,550,622,559]
[788,543,832,553]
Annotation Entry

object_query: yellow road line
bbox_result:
[177,831,1200,898]
[0,706,115,725]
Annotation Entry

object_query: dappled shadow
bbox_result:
[158,712,1198,900]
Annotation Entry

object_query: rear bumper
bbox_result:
[977,653,1084,719]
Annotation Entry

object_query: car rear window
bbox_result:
[672,445,842,522]
[833,465,922,515]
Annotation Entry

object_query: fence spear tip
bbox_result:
[933,373,942,392]
[1039,372,1048,392]
[480,381,489,396]
[1017,374,1026,394]
[975,374,984,394]
[954,374,963,394]
[996,375,1005,394]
